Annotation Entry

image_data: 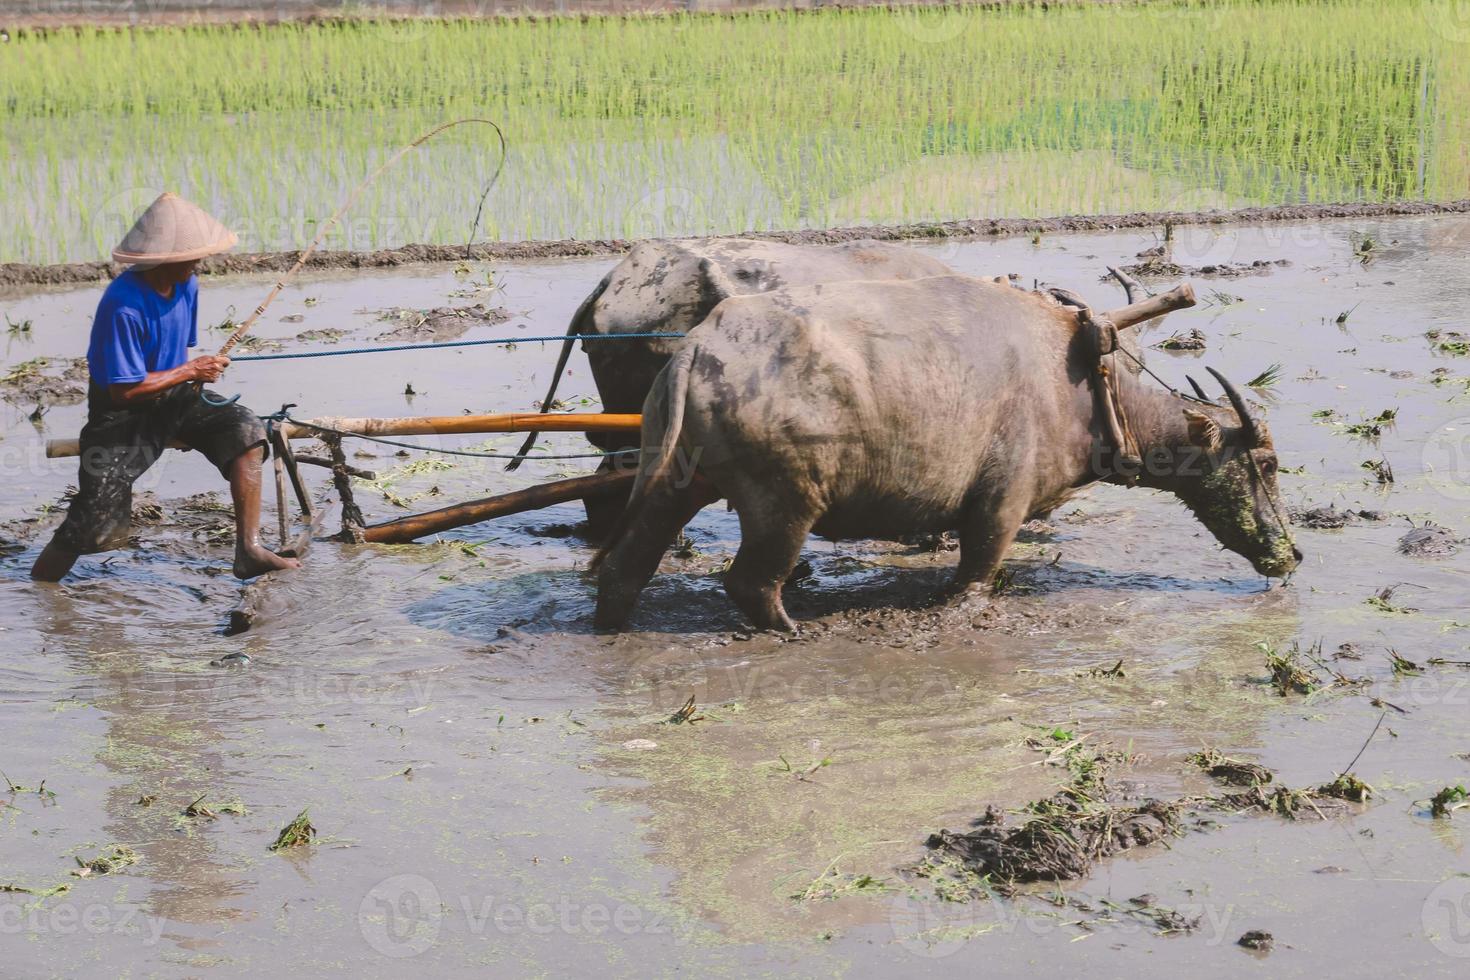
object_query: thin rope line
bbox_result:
[229,332,685,362]
[217,118,508,358]
[1113,345,1215,405]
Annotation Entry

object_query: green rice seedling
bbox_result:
[0,0,1462,263]
[1246,364,1282,389]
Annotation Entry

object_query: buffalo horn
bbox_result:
[1185,375,1210,400]
[1106,266,1146,305]
[1206,366,1260,445]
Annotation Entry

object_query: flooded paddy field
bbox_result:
[1,213,1469,975]
[5,0,1469,265]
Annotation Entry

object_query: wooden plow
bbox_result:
[48,410,640,551]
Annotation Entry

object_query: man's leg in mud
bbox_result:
[228,446,301,579]
[30,540,79,582]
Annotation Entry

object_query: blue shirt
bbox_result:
[86,270,199,386]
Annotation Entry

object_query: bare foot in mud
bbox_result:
[944,583,994,614]
[232,544,301,579]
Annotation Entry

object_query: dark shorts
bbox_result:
[52,383,268,554]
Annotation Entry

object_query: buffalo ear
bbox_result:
[1183,409,1223,452]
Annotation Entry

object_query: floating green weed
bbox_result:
[1430,785,1468,817]
[268,809,317,851]
[72,844,139,878]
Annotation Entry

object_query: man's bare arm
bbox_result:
[108,355,230,407]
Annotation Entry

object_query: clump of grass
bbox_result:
[1245,364,1282,389]
[1430,785,1468,818]
[1318,773,1373,803]
[1261,641,1320,696]
[1,770,57,801]
[268,809,317,852]
[181,795,217,820]
[0,882,71,898]
[1085,659,1126,679]
[1154,328,1207,352]
[1343,409,1397,438]
[793,858,889,902]
[1366,586,1416,615]
[662,694,703,725]
[5,314,33,336]
[1426,330,1470,356]
[72,844,139,877]
[1260,785,1322,820]
[1388,649,1422,675]
[1350,231,1378,263]
[1187,748,1273,786]
[1360,458,1394,484]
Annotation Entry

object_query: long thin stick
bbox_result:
[217,118,506,359]
[1338,710,1387,776]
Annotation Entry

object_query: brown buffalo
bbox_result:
[593,274,1300,631]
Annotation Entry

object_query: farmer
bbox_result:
[31,193,300,582]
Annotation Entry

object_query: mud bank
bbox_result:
[6,199,1469,288]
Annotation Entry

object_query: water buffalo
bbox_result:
[593,274,1300,631]
[510,238,957,530]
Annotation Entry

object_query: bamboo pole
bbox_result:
[362,470,636,544]
[44,412,642,459]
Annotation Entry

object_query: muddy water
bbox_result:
[2,215,1469,977]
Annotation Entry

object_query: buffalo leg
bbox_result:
[583,453,635,541]
[724,501,819,633]
[594,477,718,630]
[952,495,1029,597]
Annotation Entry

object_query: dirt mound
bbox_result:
[1397,522,1463,559]
[922,741,1361,892]
[5,200,1469,288]
[371,304,511,343]
[0,357,88,409]
[1289,505,1387,529]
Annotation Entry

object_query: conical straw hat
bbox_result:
[111,192,238,265]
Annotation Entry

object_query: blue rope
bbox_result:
[229,331,685,362]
